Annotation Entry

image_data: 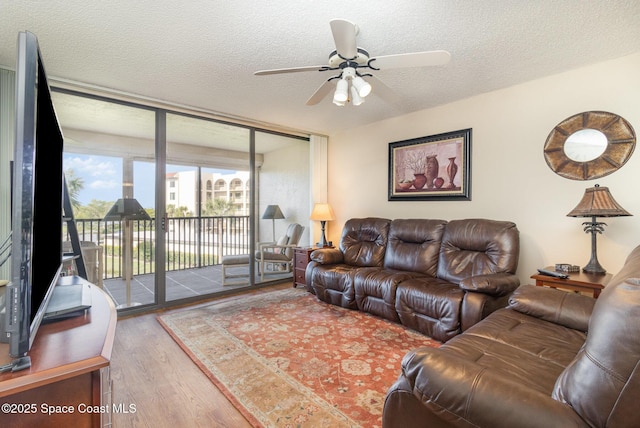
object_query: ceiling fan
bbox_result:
[254,19,451,106]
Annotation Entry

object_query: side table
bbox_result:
[531,266,612,298]
[293,247,315,288]
[294,246,334,289]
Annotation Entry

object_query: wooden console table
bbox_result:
[0,281,117,427]
[531,267,612,298]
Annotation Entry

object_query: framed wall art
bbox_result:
[388,128,471,201]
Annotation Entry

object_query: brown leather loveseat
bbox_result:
[305,217,520,342]
[383,245,640,428]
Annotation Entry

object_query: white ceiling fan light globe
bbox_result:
[333,78,349,104]
[352,76,372,98]
[350,86,365,106]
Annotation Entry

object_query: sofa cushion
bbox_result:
[384,308,587,427]
[309,263,361,309]
[395,278,464,342]
[340,217,390,267]
[553,247,640,428]
[384,219,447,276]
[354,267,426,322]
[508,284,595,332]
[452,308,587,393]
[386,344,587,428]
[437,219,519,284]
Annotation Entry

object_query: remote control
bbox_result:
[537,268,569,279]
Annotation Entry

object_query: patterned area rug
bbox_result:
[158,287,440,428]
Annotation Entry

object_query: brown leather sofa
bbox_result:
[305,217,520,342]
[383,245,640,428]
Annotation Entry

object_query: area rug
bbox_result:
[158,288,440,428]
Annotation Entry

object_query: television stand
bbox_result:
[43,276,93,321]
[0,283,117,427]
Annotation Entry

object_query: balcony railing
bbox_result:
[65,215,250,280]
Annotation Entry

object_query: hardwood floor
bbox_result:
[110,283,291,427]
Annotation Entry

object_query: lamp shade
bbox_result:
[310,203,336,221]
[567,184,632,218]
[350,86,365,106]
[262,205,284,220]
[103,198,151,221]
[352,75,372,98]
[333,79,349,104]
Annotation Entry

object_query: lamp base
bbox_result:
[582,259,607,275]
[317,220,328,248]
[581,216,608,275]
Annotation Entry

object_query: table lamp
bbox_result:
[567,184,631,274]
[310,203,336,248]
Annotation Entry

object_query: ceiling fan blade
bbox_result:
[370,50,451,70]
[330,19,358,59]
[367,75,401,104]
[306,80,335,105]
[254,65,326,76]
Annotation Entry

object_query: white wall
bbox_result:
[327,53,640,285]
[259,142,311,245]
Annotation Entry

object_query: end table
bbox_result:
[293,246,334,289]
[531,266,612,298]
[293,247,315,288]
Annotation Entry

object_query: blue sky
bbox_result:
[63,153,233,209]
[64,153,188,208]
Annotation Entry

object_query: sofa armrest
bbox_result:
[310,247,344,264]
[507,284,595,332]
[395,347,587,428]
[458,273,520,297]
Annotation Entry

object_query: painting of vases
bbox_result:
[446,157,458,188]
[389,128,471,201]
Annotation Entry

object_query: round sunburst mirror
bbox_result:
[543,111,636,180]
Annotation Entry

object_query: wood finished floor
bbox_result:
[110,282,291,428]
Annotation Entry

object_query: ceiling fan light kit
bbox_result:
[350,86,364,106]
[352,75,372,97]
[331,66,372,106]
[333,78,349,104]
[255,19,451,107]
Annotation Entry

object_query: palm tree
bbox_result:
[64,168,84,210]
[76,199,113,219]
[204,198,235,216]
[166,204,192,217]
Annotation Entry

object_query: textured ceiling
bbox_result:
[1,1,640,136]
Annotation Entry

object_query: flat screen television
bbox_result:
[4,31,64,358]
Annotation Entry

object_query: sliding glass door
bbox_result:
[51,89,311,313]
[54,91,158,308]
[164,113,253,300]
